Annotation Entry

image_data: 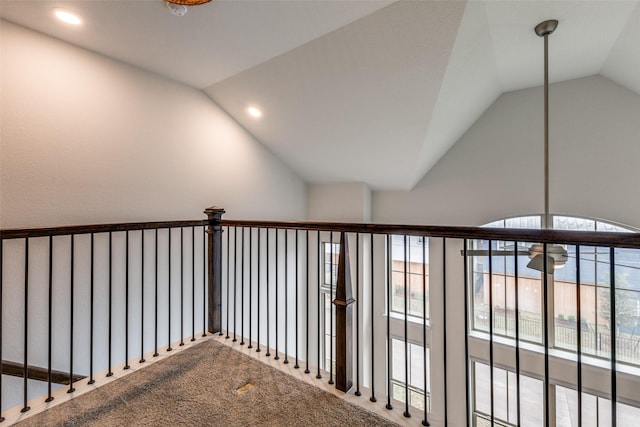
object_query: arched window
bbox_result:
[469,215,640,426]
[472,214,639,361]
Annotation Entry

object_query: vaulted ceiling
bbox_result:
[2,0,639,190]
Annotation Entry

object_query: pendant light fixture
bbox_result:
[462,19,568,273]
[527,19,569,273]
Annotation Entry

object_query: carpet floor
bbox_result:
[16,340,398,426]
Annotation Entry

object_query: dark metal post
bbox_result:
[47,236,56,397]
[125,231,130,367]
[205,206,225,334]
[333,232,355,393]
[0,241,3,422]
[22,238,30,413]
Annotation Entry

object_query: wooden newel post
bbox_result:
[205,206,225,334]
[334,232,355,392]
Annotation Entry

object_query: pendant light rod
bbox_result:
[535,19,558,230]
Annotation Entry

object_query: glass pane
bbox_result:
[598,397,612,427]
[323,293,334,371]
[474,362,491,416]
[473,362,542,426]
[493,367,508,421]
[519,375,543,427]
[391,235,428,318]
[618,401,640,427]
[615,289,640,364]
[391,339,429,411]
[507,371,518,424]
[392,338,405,383]
[555,280,578,351]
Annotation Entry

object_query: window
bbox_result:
[390,235,429,319]
[321,241,340,371]
[391,338,430,412]
[473,362,543,427]
[470,239,543,343]
[323,242,340,288]
[471,215,640,366]
[556,385,640,427]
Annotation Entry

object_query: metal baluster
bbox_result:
[191,226,195,342]
[68,235,76,391]
[257,228,262,353]
[141,230,146,362]
[89,233,96,384]
[266,229,271,357]
[543,243,549,427]
[423,237,430,426]
[0,240,4,422]
[204,226,209,338]
[284,229,289,364]
[153,228,159,357]
[275,229,280,361]
[355,233,362,396]
[385,234,392,410]
[489,241,494,424]
[125,231,130,368]
[233,227,238,342]
[241,227,245,346]
[576,246,582,427]
[610,247,617,427]
[514,241,521,427]
[295,229,299,368]
[404,235,411,418]
[180,227,184,347]
[225,226,230,339]
[328,232,334,385]
[305,230,310,373]
[370,233,376,403]
[47,236,55,399]
[108,232,114,375]
[22,238,30,412]
[355,232,361,396]
[154,229,159,357]
[316,230,322,379]
[168,229,173,352]
[442,238,448,426]
[249,228,253,349]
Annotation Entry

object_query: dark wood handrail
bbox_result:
[2,217,639,248]
[220,220,640,249]
[1,360,86,385]
[0,219,207,240]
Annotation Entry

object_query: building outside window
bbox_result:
[471,215,640,365]
[469,215,640,426]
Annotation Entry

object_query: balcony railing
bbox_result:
[1,206,639,426]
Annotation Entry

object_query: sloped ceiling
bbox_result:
[2,0,639,190]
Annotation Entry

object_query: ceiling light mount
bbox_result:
[166,0,211,5]
[166,2,187,17]
[534,19,558,37]
[247,106,263,118]
[53,8,83,25]
[165,0,211,16]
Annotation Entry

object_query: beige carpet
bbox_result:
[17,340,398,427]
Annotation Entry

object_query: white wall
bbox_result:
[1,20,306,227]
[0,20,306,415]
[307,182,371,222]
[373,75,640,229]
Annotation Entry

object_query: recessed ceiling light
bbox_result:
[247,106,262,118]
[53,9,83,26]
